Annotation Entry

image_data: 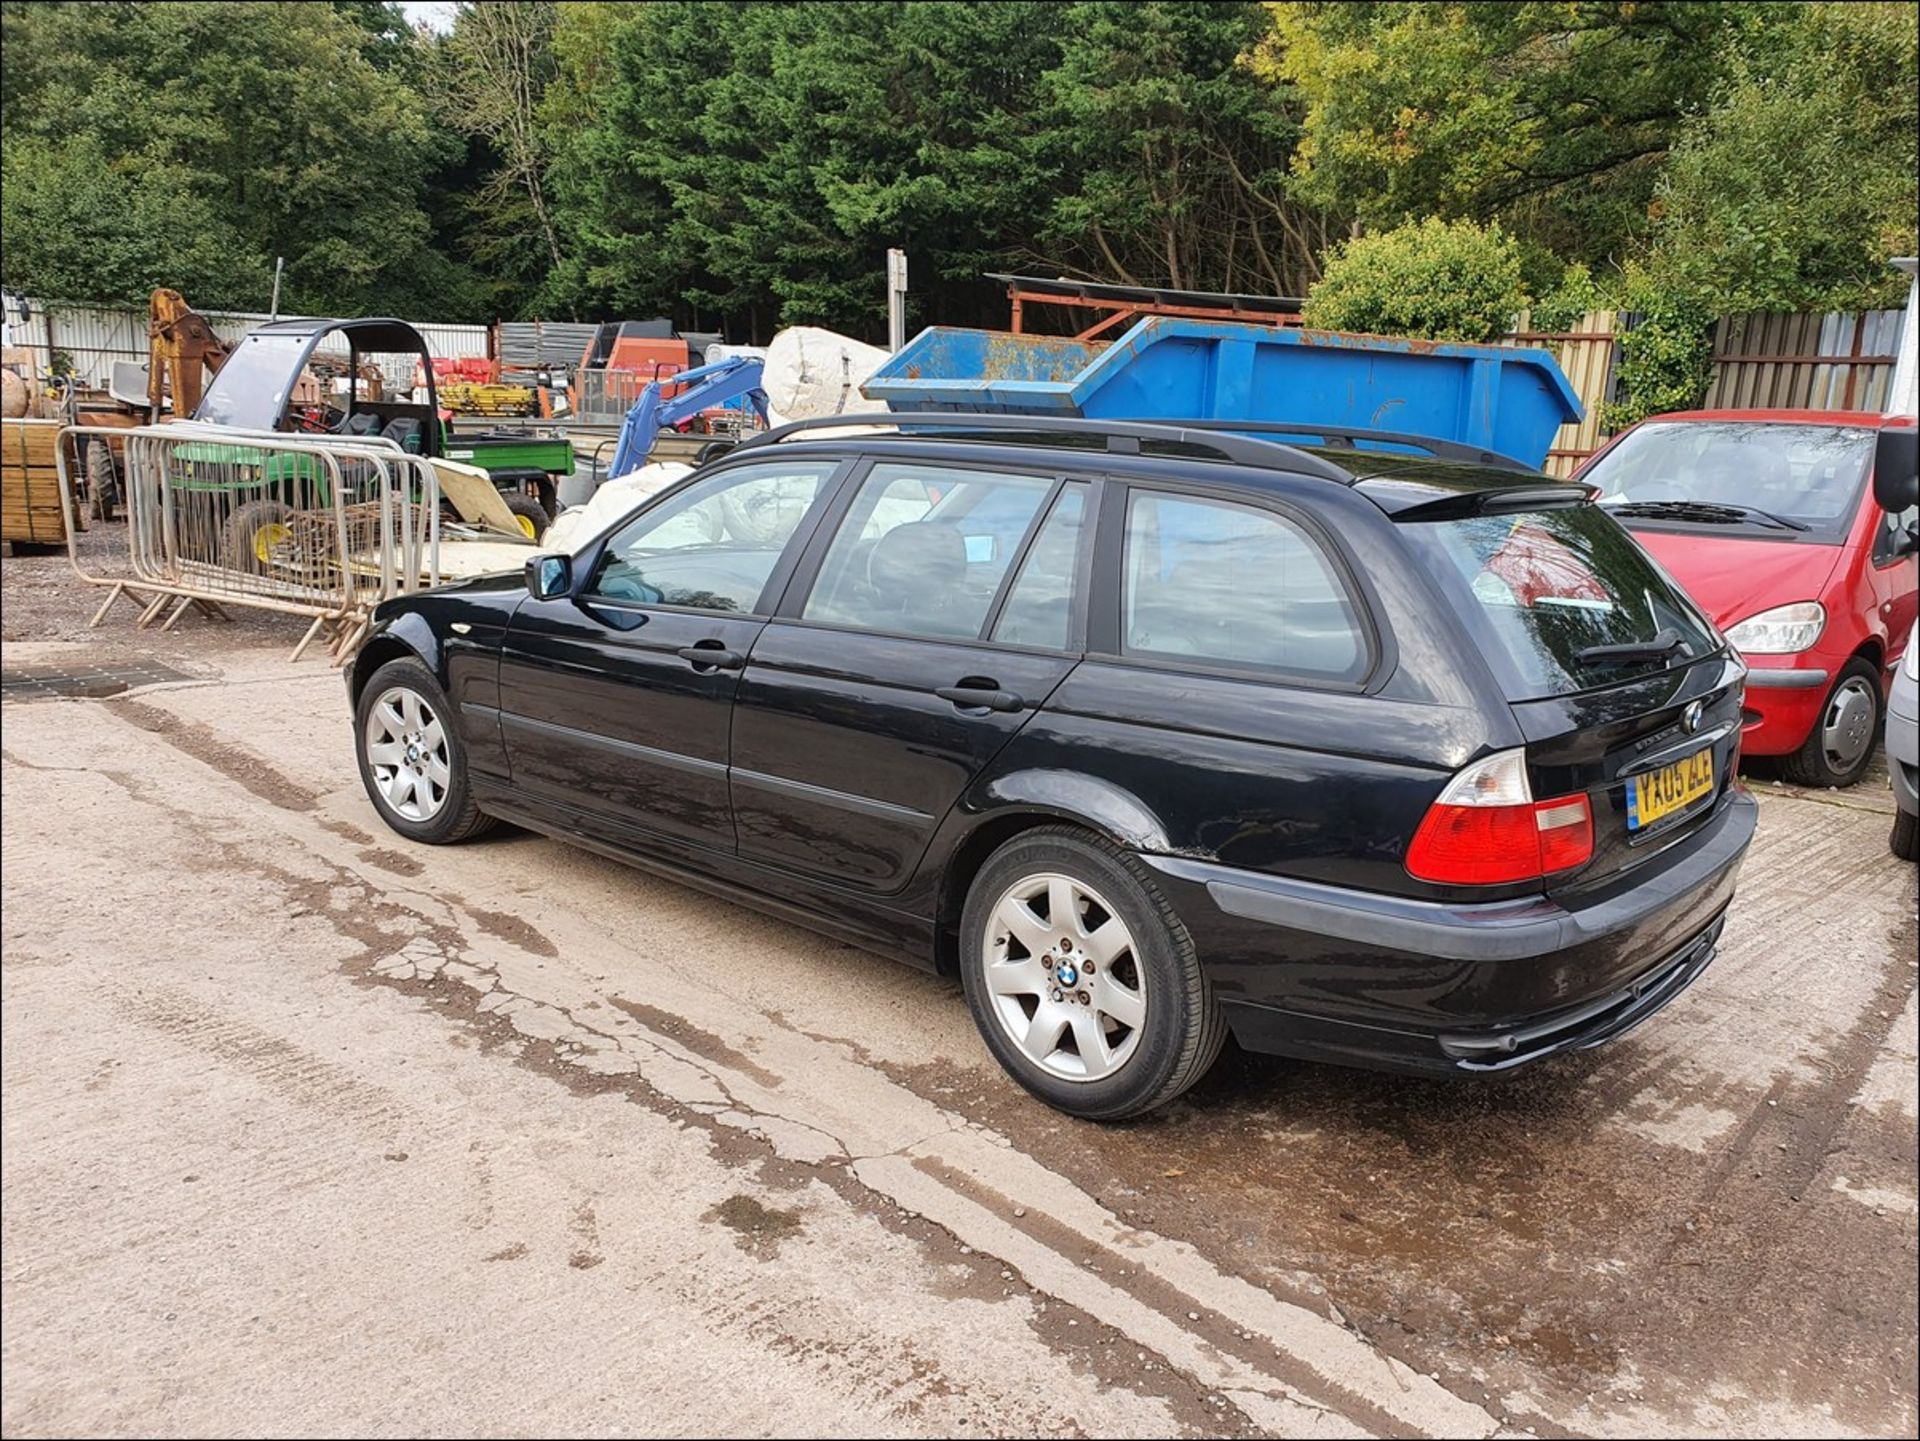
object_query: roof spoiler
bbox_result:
[1357,478,1596,519]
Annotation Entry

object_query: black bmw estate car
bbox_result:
[349,415,1756,1119]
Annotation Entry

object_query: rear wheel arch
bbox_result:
[935,805,1152,977]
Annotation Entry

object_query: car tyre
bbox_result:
[354,656,496,844]
[1893,807,1919,862]
[959,826,1225,1121]
[1782,657,1883,788]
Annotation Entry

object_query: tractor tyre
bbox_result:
[504,492,550,541]
[225,499,297,574]
[86,440,119,523]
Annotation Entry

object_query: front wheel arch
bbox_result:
[350,633,427,708]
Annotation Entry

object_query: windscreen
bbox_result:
[1399,504,1720,698]
[1583,420,1873,540]
[193,333,312,428]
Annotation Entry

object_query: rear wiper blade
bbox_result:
[1609,499,1808,532]
[1576,628,1690,666]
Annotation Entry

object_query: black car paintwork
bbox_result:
[498,595,764,850]
[729,623,1080,889]
[349,435,1755,1076]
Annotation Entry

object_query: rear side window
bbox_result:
[1401,504,1719,698]
[991,484,1086,650]
[1120,492,1367,681]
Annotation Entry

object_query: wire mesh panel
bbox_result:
[574,364,685,422]
[55,424,443,662]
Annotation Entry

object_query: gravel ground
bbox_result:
[2,520,311,663]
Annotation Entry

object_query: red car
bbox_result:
[1577,410,1919,788]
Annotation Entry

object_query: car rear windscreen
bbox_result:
[1398,504,1720,699]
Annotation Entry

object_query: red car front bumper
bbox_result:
[1739,656,1854,756]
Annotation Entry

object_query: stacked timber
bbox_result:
[1,418,69,545]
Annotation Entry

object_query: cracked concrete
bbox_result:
[3,635,1915,1438]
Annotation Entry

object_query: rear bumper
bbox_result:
[1141,789,1757,1077]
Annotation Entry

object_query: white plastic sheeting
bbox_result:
[1890,260,1918,418]
[544,461,693,554]
[760,326,890,427]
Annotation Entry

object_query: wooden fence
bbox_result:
[1503,310,1621,477]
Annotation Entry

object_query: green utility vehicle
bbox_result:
[189,317,574,558]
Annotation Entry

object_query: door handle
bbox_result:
[677,643,745,671]
[936,684,1024,714]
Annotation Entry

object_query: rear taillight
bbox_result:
[1406,749,1594,885]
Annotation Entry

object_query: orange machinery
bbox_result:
[568,320,706,419]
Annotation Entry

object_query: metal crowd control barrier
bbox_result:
[55,423,443,664]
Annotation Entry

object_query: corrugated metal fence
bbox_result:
[494,320,599,371]
[1503,305,1907,476]
[16,297,489,392]
[1703,309,1903,412]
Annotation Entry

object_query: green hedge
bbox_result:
[1301,218,1526,343]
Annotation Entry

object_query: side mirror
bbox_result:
[524,552,572,600]
[1873,427,1919,512]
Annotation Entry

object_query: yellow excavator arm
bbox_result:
[146,288,228,418]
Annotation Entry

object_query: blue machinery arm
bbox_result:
[607,355,769,478]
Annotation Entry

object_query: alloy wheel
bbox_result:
[982,872,1146,1082]
[364,686,450,821]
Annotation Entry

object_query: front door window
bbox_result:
[590,461,836,613]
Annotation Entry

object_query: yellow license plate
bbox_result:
[1628,748,1715,830]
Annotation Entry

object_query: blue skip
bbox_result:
[862,317,1582,471]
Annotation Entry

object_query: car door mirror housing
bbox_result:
[525,552,572,600]
[1873,428,1919,513]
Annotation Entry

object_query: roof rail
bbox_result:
[734,412,1353,483]
[1160,420,1535,474]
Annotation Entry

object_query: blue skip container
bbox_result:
[862,317,1581,470]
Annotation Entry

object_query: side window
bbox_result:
[990,483,1087,650]
[589,461,834,613]
[1122,491,1367,680]
[802,463,1055,640]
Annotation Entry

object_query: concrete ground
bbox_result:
[2,545,1916,1438]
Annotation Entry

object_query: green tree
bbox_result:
[545,1,1069,335]
[1645,1,1918,314]
[428,1,564,313]
[1025,1,1335,297]
[1300,216,1525,340]
[0,0,484,316]
[1248,2,1793,269]
[543,1,1338,338]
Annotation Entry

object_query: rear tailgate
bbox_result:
[1513,653,1746,893]
[1394,495,1743,891]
